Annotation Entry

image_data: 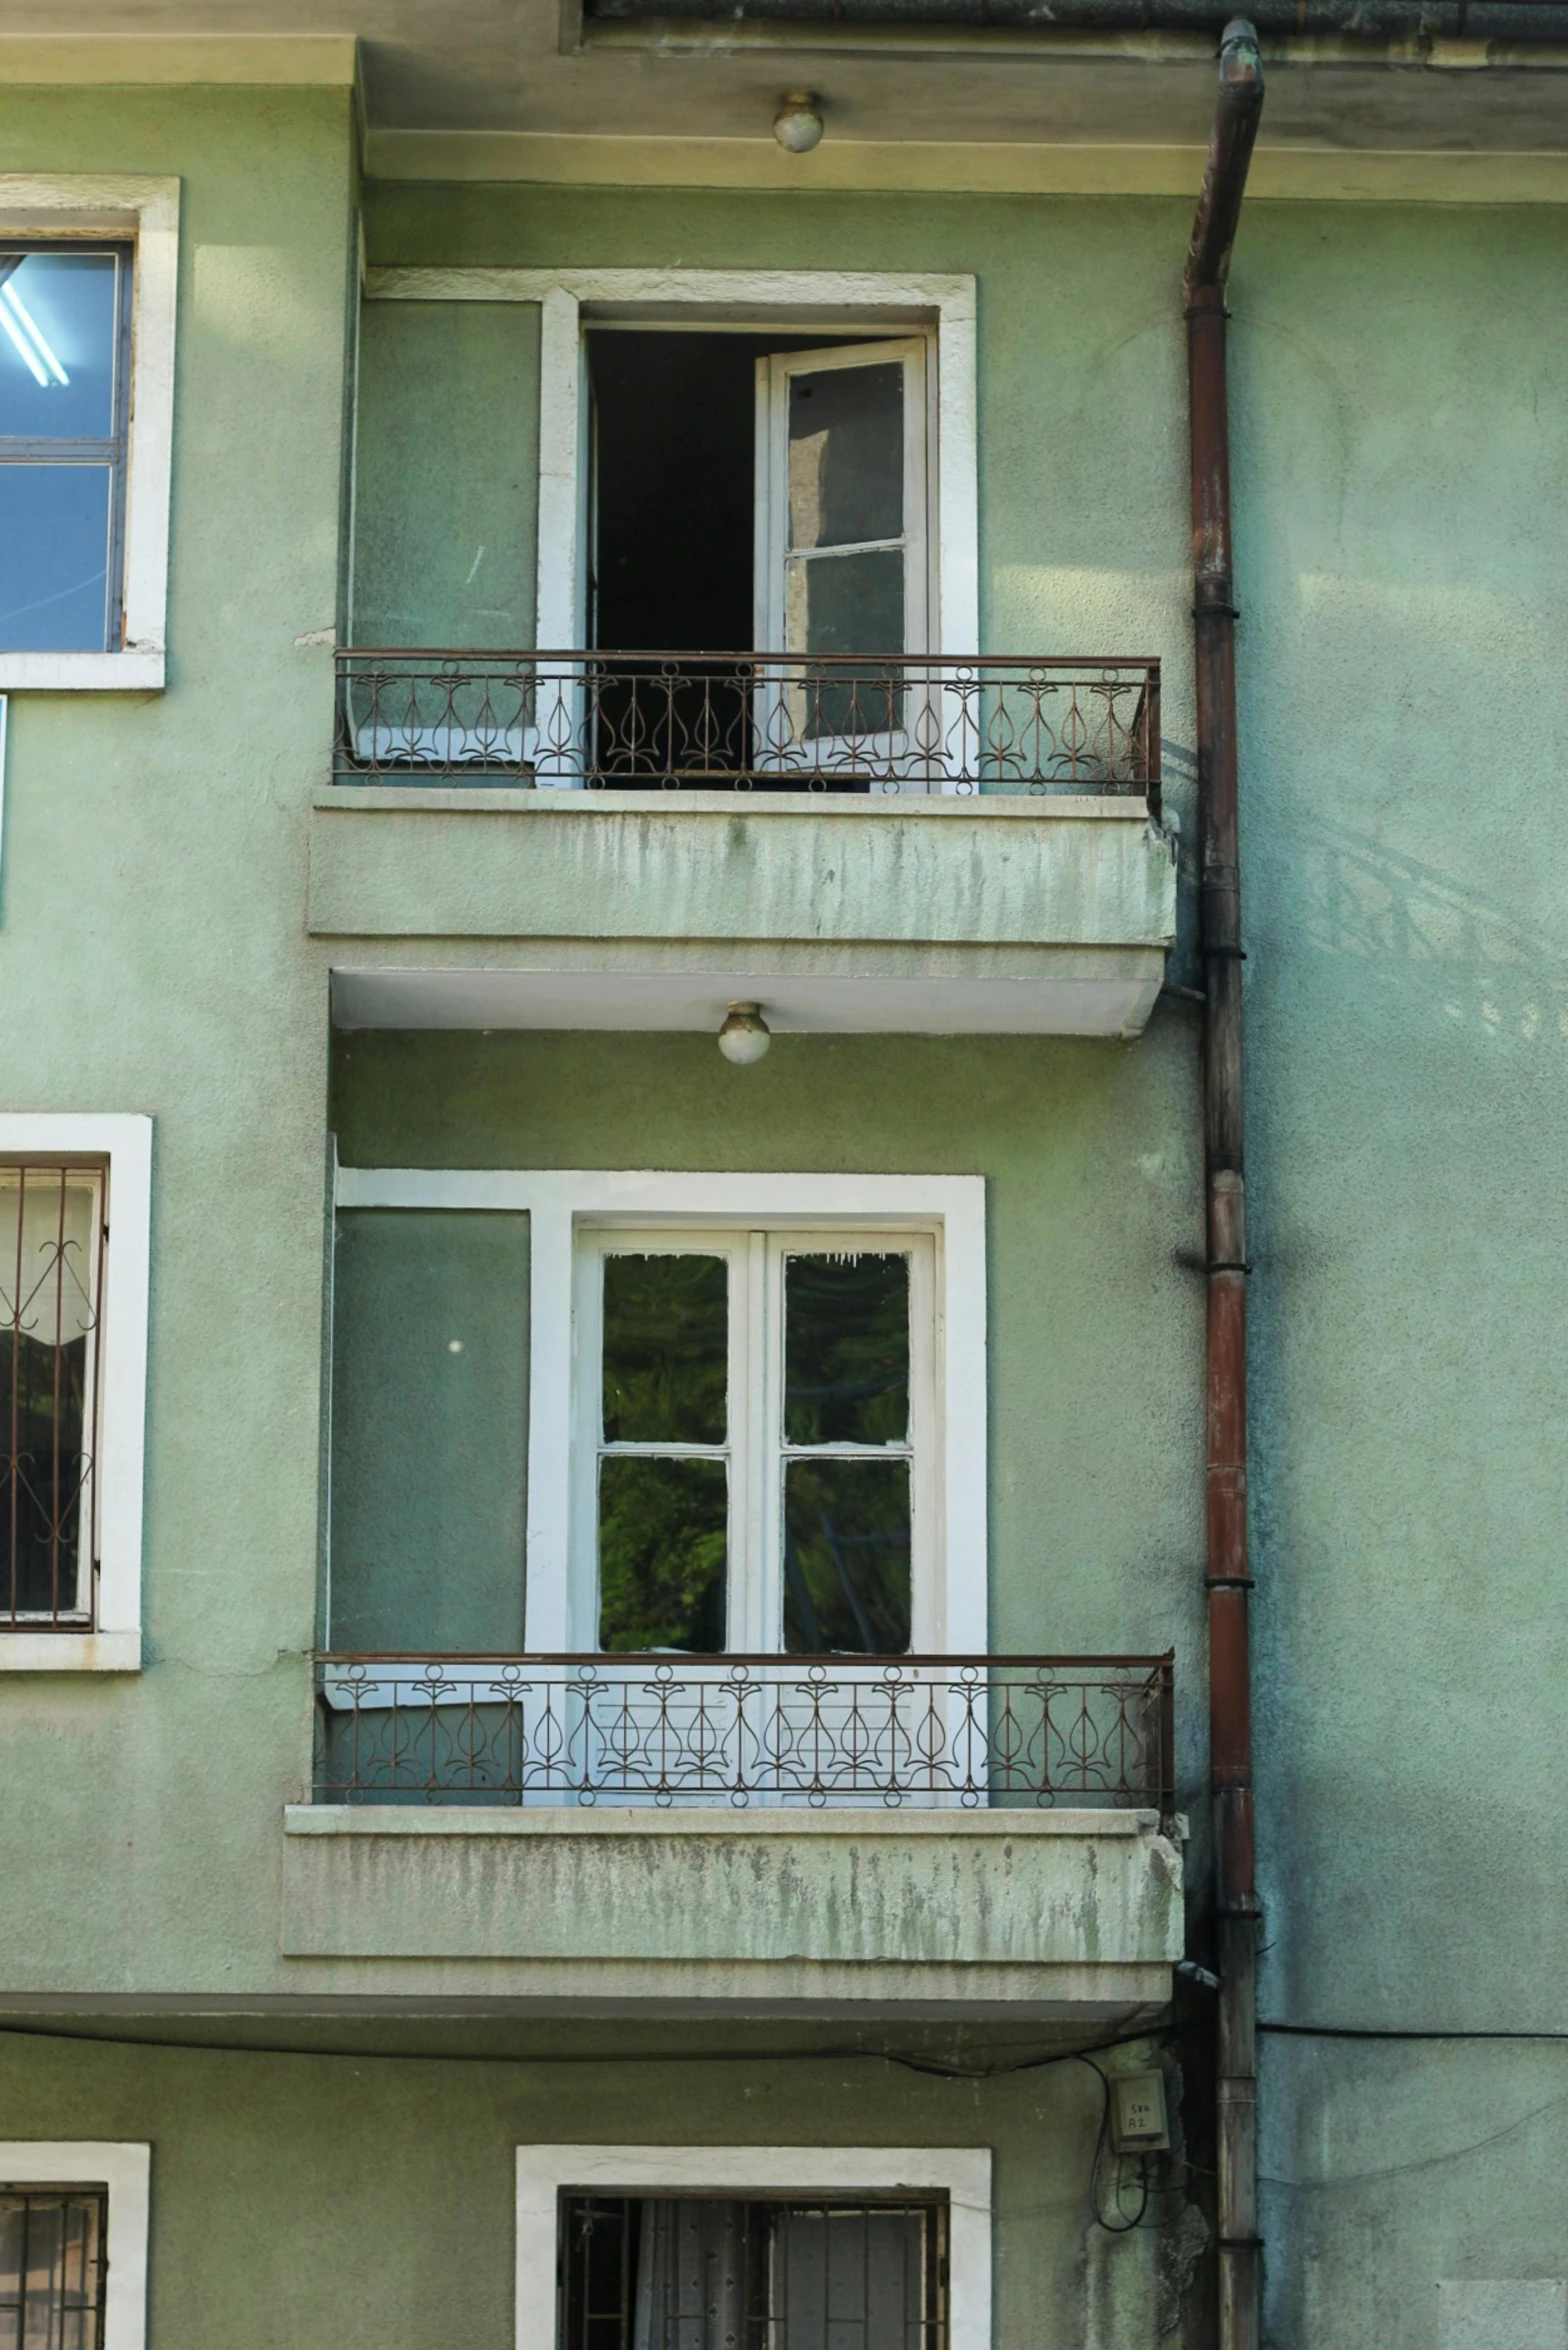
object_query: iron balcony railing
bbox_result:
[313,1652,1175,1815]
[333,650,1161,809]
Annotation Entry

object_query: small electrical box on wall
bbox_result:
[1109,2071,1172,2153]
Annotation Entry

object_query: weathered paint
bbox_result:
[0,97,1561,2350]
[278,1806,1183,1990]
[0,2026,1183,2350]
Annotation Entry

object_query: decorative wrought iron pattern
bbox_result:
[333,651,1161,808]
[0,2187,108,2350]
[2,1165,104,1631]
[313,1653,1175,1813]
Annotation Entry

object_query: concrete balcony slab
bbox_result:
[309,789,1177,1039]
[279,1803,1185,2017]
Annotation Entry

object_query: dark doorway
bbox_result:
[583,328,867,788]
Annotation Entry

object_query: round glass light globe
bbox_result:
[773,94,824,153]
[718,1004,772,1064]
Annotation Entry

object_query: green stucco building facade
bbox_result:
[0,17,1564,2350]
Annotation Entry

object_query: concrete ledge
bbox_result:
[309,791,1176,1036]
[0,1630,141,1673]
[279,1804,1184,2000]
[287,1803,1177,1837]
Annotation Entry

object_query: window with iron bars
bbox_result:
[560,2195,947,2350]
[0,2186,108,2350]
[1,1165,106,1629]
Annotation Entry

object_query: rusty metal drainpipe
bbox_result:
[1184,21,1264,2350]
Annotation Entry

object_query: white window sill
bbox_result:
[0,650,165,692]
[0,1630,141,1672]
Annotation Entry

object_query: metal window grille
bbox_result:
[1,1165,107,1629]
[0,2188,108,2350]
[560,2197,947,2350]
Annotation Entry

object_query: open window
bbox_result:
[582,325,935,789]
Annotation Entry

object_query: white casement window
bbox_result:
[517,2148,990,2350]
[0,2146,149,2350]
[0,180,178,691]
[756,339,929,665]
[0,1117,151,1671]
[571,1225,938,1656]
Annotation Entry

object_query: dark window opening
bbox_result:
[560,2195,947,2350]
[0,2187,109,2350]
[583,328,874,789]
[2,1165,104,1627]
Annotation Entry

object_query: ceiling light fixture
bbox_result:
[717,1002,772,1065]
[773,92,825,154]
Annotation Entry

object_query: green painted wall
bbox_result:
[330,1210,531,1651]
[0,2024,1192,2350]
[0,85,353,1985]
[352,298,540,647]
[330,1026,1205,1680]
[0,130,1562,2350]
[1225,200,1568,2346]
[355,186,1194,718]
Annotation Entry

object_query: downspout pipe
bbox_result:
[1184,22,1263,2350]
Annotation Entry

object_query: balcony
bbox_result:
[309,649,1178,1040]
[281,1653,1184,2014]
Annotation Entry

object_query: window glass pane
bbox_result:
[787,550,905,666]
[602,1254,727,1444]
[598,1455,727,1652]
[774,2208,928,2350]
[783,1458,911,1655]
[1,1170,99,1620]
[0,251,120,440]
[788,362,903,550]
[785,1253,909,1447]
[0,467,112,653]
[0,2196,23,2300]
[2,2195,105,2350]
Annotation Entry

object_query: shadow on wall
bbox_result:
[1262,809,1568,1042]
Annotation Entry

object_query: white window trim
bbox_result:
[0,1114,152,1671]
[332,1168,987,1657]
[516,2145,991,2350]
[0,177,179,692]
[0,2142,150,2350]
[362,266,980,674]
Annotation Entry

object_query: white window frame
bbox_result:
[0,2143,150,2350]
[516,2145,991,2350]
[573,1222,939,1655]
[361,266,979,670]
[0,178,179,692]
[331,1169,987,1658]
[757,336,930,659]
[0,1114,152,1671]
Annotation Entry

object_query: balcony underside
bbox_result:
[311,789,1177,1039]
